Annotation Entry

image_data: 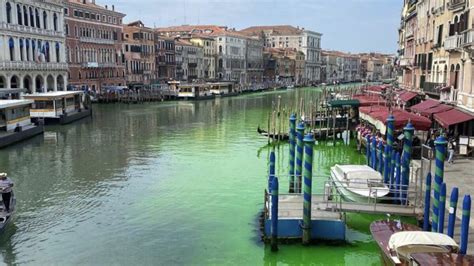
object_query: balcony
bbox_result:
[81,62,117,68]
[423,82,446,97]
[79,37,115,45]
[0,61,68,71]
[399,57,413,67]
[444,34,463,51]
[462,29,474,47]
[447,0,466,11]
[0,22,64,37]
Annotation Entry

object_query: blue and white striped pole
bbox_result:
[401,122,414,205]
[377,142,384,174]
[371,136,377,169]
[423,173,432,231]
[460,195,471,255]
[271,177,279,252]
[447,187,459,238]
[383,145,390,184]
[432,136,447,232]
[385,115,395,184]
[394,152,401,204]
[268,150,276,192]
[288,114,296,193]
[295,122,305,193]
[302,134,315,245]
[438,183,447,233]
[366,135,371,166]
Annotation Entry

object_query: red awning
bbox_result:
[434,109,474,128]
[410,99,440,113]
[399,91,418,102]
[419,104,453,117]
[353,94,386,106]
[360,106,432,131]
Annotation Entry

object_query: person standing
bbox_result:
[447,140,455,164]
[0,173,14,213]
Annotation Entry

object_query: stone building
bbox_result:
[64,0,125,92]
[186,35,216,80]
[123,20,155,89]
[263,48,304,84]
[175,39,203,82]
[0,0,68,93]
[154,36,175,82]
[239,25,322,84]
[245,37,264,84]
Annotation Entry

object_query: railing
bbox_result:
[447,0,466,10]
[444,34,464,51]
[462,29,474,46]
[79,37,115,45]
[0,22,64,37]
[81,62,117,68]
[399,57,413,67]
[423,82,445,95]
[0,61,68,70]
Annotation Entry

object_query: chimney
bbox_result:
[92,0,95,4]
[112,5,115,11]
[82,0,86,3]
[105,5,108,10]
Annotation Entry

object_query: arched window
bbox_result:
[23,6,28,26]
[55,42,60,62]
[26,39,30,61]
[45,42,50,62]
[19,39,24,61]
[35,8,40,28]
[17,4,22,25]
[43,11,47,29]
[29,7,34,27]
[6,2,12,24]
[53,13,58,31]
[9,38,15,61]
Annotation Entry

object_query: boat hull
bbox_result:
[329,169,389,203]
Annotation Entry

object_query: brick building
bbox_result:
[64,0,125,92]
[123,20,155,88]
[154,36,175,82]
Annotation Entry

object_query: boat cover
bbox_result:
[389,231,458,251]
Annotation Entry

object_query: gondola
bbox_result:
[257,126,289,141]
[0,191,15,232]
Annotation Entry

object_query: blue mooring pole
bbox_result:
[390,149,396,190]
[268,150,275,192]
[447,187,459,238]
[432,135,447,232]
[385,115,395,184]
[383,145,390,184]
[394,152,401,204]
[377,142,384,174]
[271,177,279,252]
[366,135,371,166]
[371,136,377,170]
[295,122,305,193]
[423,173,432,231]
[438,183,447,233]
[302,133,315,245]
[460,195,471,255]
[401,122,414,205]
[289,114,297,193]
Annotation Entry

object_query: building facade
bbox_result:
[175,39,203,82]
[187,35,216,80]
[123,20,155,88]
[398,0,474,112]
[0,0,68,93]
[240,25,322,84]
[64,0,125,92]
[154,36,175,82]
[245,37,264,84]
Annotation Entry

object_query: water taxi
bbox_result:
[0,100,44,148]
[24,91,91,125]
[330,164,390,202]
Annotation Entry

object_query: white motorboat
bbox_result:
[330,164,390,202]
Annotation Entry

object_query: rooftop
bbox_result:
[24,91,83,98]
[0,100,33,109]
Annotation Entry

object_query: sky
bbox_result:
[100,0,402,54]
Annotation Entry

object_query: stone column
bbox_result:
[53,74,57,91]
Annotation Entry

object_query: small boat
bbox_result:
[410,252,474,265]
[370,220,460,265]
[0,191,16,232]
[330,164,390,202]
[286,85,295,90]
[257,126,289,141]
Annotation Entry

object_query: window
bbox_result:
[53,13,58,31]
[64,8,68,15]
[65,24,69,35]
[6,2,12,23]
[19,39,24,61]
[35,8,40,28]
[29,7,34,27]
[43,11,47,29]
[17,4,22,25]
[85,12,90,19]
[23,6,28,26]
[26,39,30,61]
[9,38,14,61]
[56,42,60,62]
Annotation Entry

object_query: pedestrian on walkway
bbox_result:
[447,140,455,164]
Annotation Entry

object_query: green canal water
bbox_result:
[0,87,398,265]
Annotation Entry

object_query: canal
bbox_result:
[0,87,387,265]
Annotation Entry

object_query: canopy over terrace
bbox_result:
[360,106,432,134]
[410,99,440,114]
[398,91,418,104]
[353,94,386,107]
[434,109,474,129]
[419,104,453,118]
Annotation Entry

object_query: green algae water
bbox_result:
[0,87,399,265]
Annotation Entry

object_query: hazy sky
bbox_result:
[100,0,401,54]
